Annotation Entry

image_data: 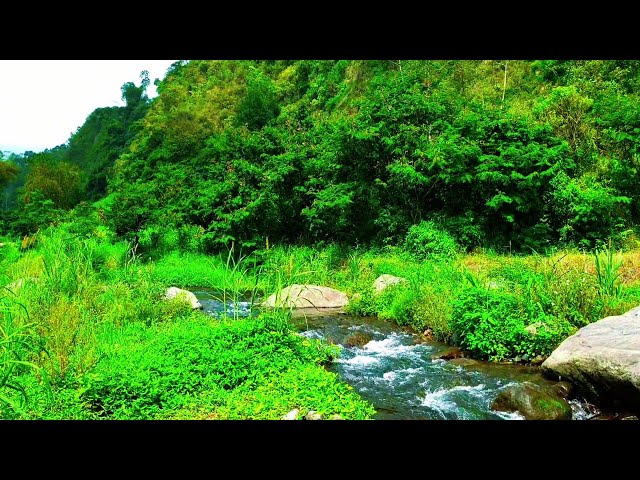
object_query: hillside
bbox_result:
[4,60,640,253]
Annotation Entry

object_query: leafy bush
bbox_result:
[404,221,458,260]
[550,172,631,249]
[433,214,485,253]
[450,287,575,361]
[11,191,62,236]
[77,314,373,419]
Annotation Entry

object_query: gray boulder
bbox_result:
[491,382,573,420]
[164,287,202,309]
[262,284,348,309]
[373,274,408,294]
[541,313,640,411]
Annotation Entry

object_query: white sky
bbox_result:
[0,60,180,155]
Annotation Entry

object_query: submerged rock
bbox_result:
[344,331,374,348]
[491,382,573,420]
[373,274,408,294]
[541,313,640,412]
[262,285,349,309]
[164,287,203,309]
[449,358,480,367]
[431,347,465,360]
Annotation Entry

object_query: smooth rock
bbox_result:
[623,306,640,318]
[329,414,345,420]
[263,285,349,309]
[281,409,299,420]
[541,314,640,411]
[164,287,202,309]
[373,274,408,294]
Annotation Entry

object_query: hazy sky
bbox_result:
[0,60,180,155]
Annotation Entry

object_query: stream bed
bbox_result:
[192,288,602,420]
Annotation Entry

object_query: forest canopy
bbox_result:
[3,60,640,253]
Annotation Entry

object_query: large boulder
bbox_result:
[262,285,349,309]
[373,274,408,294]
[164,287,202,309]
[541,311,640,412]
[490,382,573,420]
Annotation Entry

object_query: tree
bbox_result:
[0,160,19,189]
[22,154,82,210]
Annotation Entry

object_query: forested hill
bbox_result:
[6,60,640,253]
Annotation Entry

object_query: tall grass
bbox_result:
[0,290,49,417]
[594,241,623,315]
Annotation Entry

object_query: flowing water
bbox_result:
[192,288,598,420]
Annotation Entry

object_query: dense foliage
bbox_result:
[3,60,640,253]
[4,60,640,418]
[101,60,640,252]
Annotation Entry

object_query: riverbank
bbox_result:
[2,227,640,419]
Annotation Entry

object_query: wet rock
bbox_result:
[530,355,546,366]
[164,287,202,309]
[423,328,434,340]
[344,331,374,348]
[281,409,299,420]
[449,358,480,367]
[262,285,349,309]
[550,381,574,399]
[431,347,465,360]
[621,415,639,420]
[329,414,345,420]
[304,410,323,420]
[373,274,408,294]
[491,381,573,420]
[541,314,640,411]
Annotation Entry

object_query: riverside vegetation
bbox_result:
[2,60,640,419]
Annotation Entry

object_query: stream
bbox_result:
[192,288,601,420]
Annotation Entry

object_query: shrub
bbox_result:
[450,287,575,361]
[77,314,373,420]
[433,213,485,252]
[404,221,458,260]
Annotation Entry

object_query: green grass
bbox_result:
[4,221,640,419]
[0,228,376,419]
